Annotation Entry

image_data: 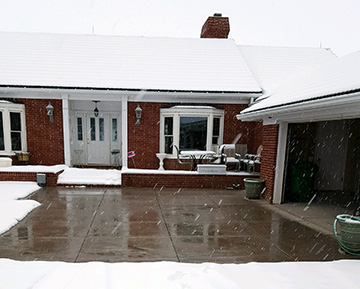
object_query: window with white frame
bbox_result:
[160,106,224,155]
[0,101,27,154]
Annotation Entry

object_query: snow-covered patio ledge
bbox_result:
[57,168,122,186]
[121,168,259,189]
[0,165,67,173]
[1,259,359,289]
[121,168,258,176]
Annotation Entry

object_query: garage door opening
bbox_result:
[283,119,360,207]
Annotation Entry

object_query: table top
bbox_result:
[180,150,216,157]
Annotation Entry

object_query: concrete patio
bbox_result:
[0,186,358,263]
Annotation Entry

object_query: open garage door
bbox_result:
[283,119,360,204]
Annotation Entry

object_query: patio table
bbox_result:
[180,150,216,170]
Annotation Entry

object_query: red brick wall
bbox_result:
[253,122,264,154]
[128,102,165,169]
[0,170,64,186]
[122,173,253,189]
[260,124,279,203]
[22,99,64,165]
[128,102,263,170]
[219,104,261,154]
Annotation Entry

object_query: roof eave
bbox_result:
[237,90,360,124]
[0,85,262,103]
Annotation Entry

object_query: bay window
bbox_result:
[160,106,224,155]
[0,101,27,154]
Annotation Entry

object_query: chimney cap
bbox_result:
[213,13,222,17]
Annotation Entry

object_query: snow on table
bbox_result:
[0,259,359,289]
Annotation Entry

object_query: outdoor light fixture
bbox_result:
[135,104,142,125]
[46,102,54,123]
[93,101,99,117]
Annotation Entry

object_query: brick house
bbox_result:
[0,14,339,200]
[238,51,360,204]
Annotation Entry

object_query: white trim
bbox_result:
[0,102,27,154]
[237,91,360,123]
[121,98,128,169]
[0,86,257,104]
[159,106,224,155]
[62,95,71,166]
[273,122,288,204]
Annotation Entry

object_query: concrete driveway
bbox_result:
[0,186,357,262]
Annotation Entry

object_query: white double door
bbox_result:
[73,112,120,166]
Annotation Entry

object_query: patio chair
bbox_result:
[243,145,262,173]
[218,144,241,171]
[173,145,192,166]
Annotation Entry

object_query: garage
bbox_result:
[283,119,360,205]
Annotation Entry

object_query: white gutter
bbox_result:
[0,86,261,104]
[237,91,360,123]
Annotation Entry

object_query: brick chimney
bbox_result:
[200,13,230,39]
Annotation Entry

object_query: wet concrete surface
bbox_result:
[0,186,358,263]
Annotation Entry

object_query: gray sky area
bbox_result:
[1,0,359,56]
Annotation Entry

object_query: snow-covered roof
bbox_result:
[239,45,337,94]
[241,50,360,115]
[0,32,261,93]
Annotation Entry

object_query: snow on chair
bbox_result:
[218,144,241,171]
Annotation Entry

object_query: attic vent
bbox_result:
[213,13,222,17]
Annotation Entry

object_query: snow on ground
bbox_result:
[57,167,121,185]
[0,182,41,235]
[1,259,359,289]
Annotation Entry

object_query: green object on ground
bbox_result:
[290,163,316,202]
[334,214,360,256]
[244,178,265,199]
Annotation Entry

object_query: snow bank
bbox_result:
[0,182,41,235]
[0,259,359,289]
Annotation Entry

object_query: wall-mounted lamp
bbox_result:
[93,101,99,117]
[46,102,54,123]
[135,104,142,125]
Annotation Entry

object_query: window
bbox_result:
[0,101,26,154]
[212,117,220,146]
[164,117,173,154]
[180,117,207,150]
[90,118,96,141]
[99,118,104,141]
[10,112,22,151]
[160,106,224,155]
[112,118,118,142]
[77,117,83,141]
[0,112,4,151]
